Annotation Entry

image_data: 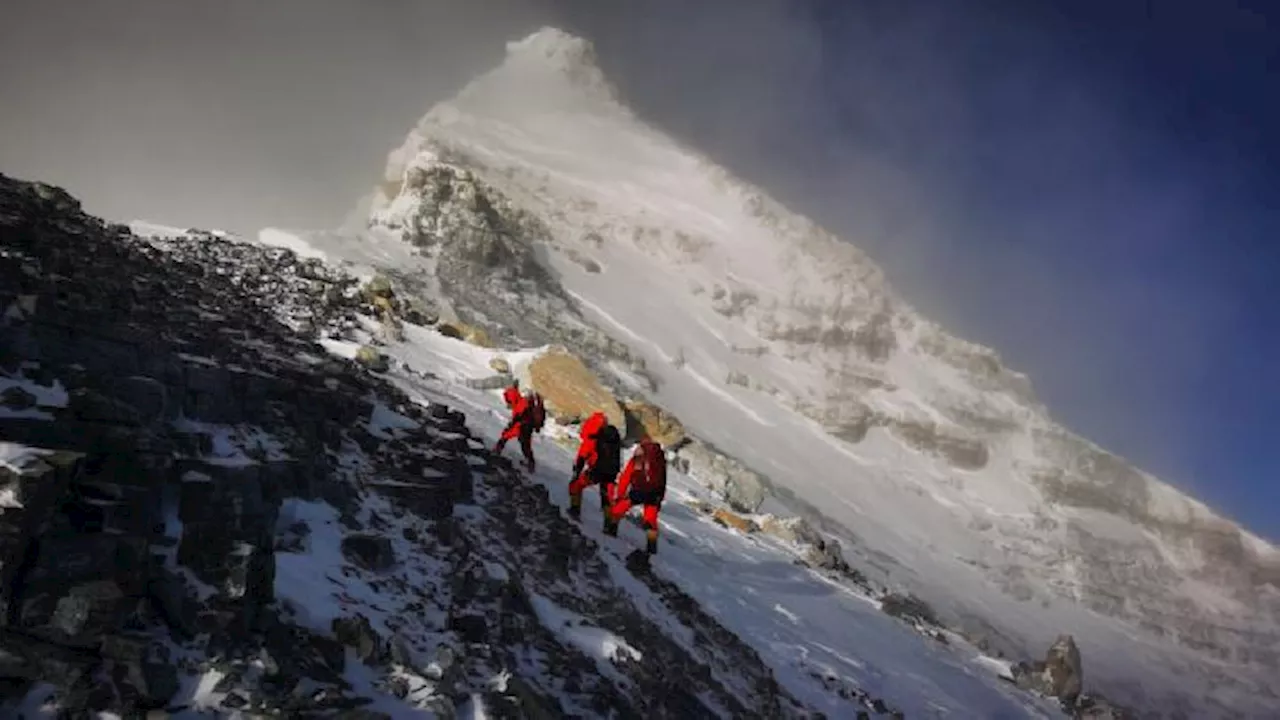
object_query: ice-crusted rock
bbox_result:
[1013,634,1085,708]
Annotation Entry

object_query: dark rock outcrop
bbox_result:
[1013,634,1085,708]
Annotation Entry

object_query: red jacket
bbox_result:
[574,412,607,471]
[502,385,522,408]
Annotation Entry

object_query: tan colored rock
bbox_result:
[621,400,686,445]
[489,356,511,374]
[525,346,624,428]
[354,345,389,373]
[758,515,820,545]
[437,320,494,348]
[713,508,758,534]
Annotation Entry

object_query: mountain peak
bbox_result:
[441,26,624,112]
[504,26,600,73]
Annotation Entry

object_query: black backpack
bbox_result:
[526,392,546,431]
[591,423,623,480]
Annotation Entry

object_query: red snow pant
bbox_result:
[494,422,535,470]
[569,471,615,510]
[608,491,662,553]
[608,497,660,529]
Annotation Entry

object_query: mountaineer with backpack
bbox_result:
[604,434,668,555]
[493,382,546,472]
[567,411,624,521]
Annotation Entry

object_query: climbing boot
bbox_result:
[603,516,619,537]
[567,494,582,521]
[645,528,659,555]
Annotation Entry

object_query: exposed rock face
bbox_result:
[674,440,769,514]
[887,418,989,470]
[1013,634,1084,708]
[621,399,686,445]
[522,346,624,427]
[758,515,821,547]
[712,508,758,534]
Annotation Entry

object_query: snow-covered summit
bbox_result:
[504,25,606,80]
[312,27,1280,716]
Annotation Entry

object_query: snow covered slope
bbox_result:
[341,323,1065,718]
[292,27,1277,716]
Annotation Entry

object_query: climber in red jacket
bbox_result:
[604,435,667,554]
[493,384,545,472]
[567,411,623,520]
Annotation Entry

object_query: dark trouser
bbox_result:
[494,422,535,470]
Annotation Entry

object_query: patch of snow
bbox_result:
[274,499,352,633]
[973,653,1016,681]
[319,338,362,360]
[0,440,51,474]
[2,682,58,718]
[368,399,420,439]
[258,226,330,261]
[342,649,439,717]
[529,592,643,663]
[172,418,291,465]
[0,374,69,408]
[128,219,194,238]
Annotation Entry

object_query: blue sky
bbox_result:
[828,0,1280,539]
[805,0,1280,540]
[567,0,1280,539]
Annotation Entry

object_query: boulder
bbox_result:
[758,515,820,546]
[674,441,769,514]
[332,614,386,665]
[724,471,767,515]
[465,375,513,391]
[804,537,852,575]
[523,346,624,428]
[354,346,389,373]
[1012,634,1084,707]
[1,384,37,411]
[437,320,493,348]
[880,592,940,627]
[341,534,396,572]
[488,356,511,375]
[621,400,685,445]
[401,296,437,326]
[361,275,394,302]
[712,508,757,534]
